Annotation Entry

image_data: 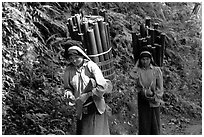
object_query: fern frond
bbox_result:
[46,33,61,46]
[42,5,62,16]
[33,21,50,36]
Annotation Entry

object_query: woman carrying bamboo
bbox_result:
[63,42,112,135]
[130,50,164,135]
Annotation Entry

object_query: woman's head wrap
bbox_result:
[67,49,79,57]
[67,46,91,61]
[137,50,157,67]
[139,51,152,59]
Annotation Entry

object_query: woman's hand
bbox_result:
[145,89,154,97]
[140,88,154,97]
[64,90,75,100]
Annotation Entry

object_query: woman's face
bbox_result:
[69,55,84,67]
[140,56,151,68]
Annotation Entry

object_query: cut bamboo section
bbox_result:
[104,22,112,59]
[93,22,104,62]
[154,44,162,66]
[145,17,151,28]
[140,23,147,38]
[149,28,155,46]
[67,18,74,39]
[66,12,115,80]
[75,14,82,33]
[153,23,159,29]
[99,9,107,22]
[81,22,89,49]
[160,33,166,66]
[131,17,166,67]
[98,19,109,61]
[87,29,99,63]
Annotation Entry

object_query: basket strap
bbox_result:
[88,47,112,57]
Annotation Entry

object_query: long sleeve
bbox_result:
[147,67,164,107]
[155,67,163,99]
[87,61,110,98]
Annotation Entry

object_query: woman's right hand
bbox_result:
[64,90,75,100]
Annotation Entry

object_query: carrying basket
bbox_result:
[88,47,115,80]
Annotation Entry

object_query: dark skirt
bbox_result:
[138,93,161,135]
[76,97,110,135]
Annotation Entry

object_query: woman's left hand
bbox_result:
[145,89,154,97]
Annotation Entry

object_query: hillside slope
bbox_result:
[2,2,202,135]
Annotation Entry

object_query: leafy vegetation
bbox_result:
[2,2,202,135]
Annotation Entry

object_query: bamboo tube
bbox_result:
[153,23,159,29]
[71,16,77,26]
[106,23,113,59]
[146,36,151,45]
[78,33,84,43]
[99,9,107,22]
[81,22,89,49]
[138,37,143,49]
[145,17,151,28]
[87,29,99,62]
[104,22,112,59]
[142,39,147,47]
[140,23,147,38]
[154,29,162,44]
[151,46,157,65]
[154,43,162,67]
[160,33,166,66]
[103,22,109,49]
[67,18,74,38]
[73,27,78,40]
[93,22,104,62]
[106,23,111,48]
[98,19,109,60]
[149,28,155,46]
[75,14,82,33]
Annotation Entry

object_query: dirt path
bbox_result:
[161,114,202,135]
[184,124,202,135]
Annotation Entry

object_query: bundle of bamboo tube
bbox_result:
[67,8,114,80]
[132,17,166,67]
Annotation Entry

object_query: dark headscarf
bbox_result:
[139,51,152,59]
[138,51,157,67]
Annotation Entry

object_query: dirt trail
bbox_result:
[184,124,202,135]
[161,114,202,135]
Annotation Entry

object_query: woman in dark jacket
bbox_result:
[130,51,164,135]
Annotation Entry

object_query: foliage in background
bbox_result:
[2,2,202,135]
